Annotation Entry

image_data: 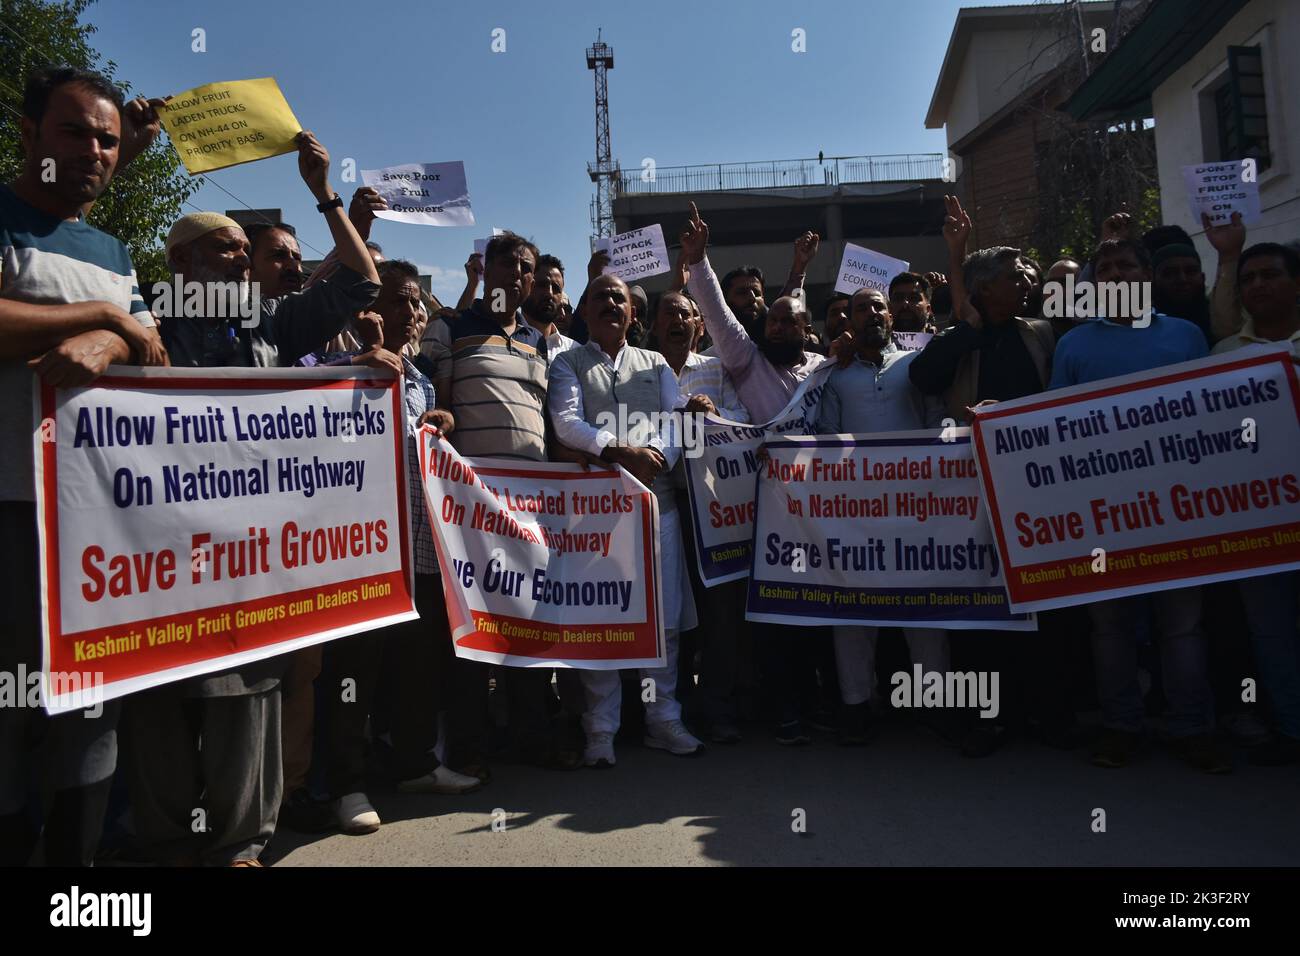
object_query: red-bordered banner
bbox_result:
[418,427,664,669]
[971,347,1300,612]
[33,366,417,712]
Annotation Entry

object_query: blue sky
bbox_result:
[88,0,1008,304]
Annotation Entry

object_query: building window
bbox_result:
[1214,45,1271,171]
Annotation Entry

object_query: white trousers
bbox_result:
[581,629,680,735]
[832,626,950,706]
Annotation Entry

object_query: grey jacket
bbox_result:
[159,265,379,696]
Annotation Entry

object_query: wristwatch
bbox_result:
[316,194,343,213]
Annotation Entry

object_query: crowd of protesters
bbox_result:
[3,66,1299,867]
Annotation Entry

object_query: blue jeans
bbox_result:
[1088,586,1212,738]
[1238,571,1300,739]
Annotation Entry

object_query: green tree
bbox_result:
[0,0,199,284]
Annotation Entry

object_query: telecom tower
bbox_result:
[586,31,618,240]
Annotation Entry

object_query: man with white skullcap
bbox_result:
[121,131,380,866]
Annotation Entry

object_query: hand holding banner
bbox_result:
[1182,161,1261,227]
[34,367,417,713]
[419,429,665,669]
[160,77,302,174]
[594,225,671,281]
[361,162,476,226]
[971,347,1300,613]
[834,242,909,296]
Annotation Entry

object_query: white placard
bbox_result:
[834,242,909,296]
[361,161,475,226]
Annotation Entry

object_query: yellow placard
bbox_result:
[159,77,302,175]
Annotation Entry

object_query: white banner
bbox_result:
[594,224,671,281]
[1181,160,1261,226]
[419,428,665,669]
[834,242,909,296]
[33,366,417,713]
[362,161,475,226]
[971,347,1300,612]
[746,432,1034,629]
[683,365,833,585]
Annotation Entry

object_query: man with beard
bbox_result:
[887,272,936,334]
[126,130,379,866]
[160,134,378,369]
[0,66,167,866]
[1151,243,1212,346]
[654,291,750,743]
[680,202,828,743]
[548,274,704,766]
[815,288,947,744]
[720,232,820,342]
[523,253,577,356]
[1040,258,1082,339]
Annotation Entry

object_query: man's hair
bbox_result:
[1238,242,1300,281]
[823,291,850,317]
[888,271,931,298]
[962,246,1021,293]
[378,258,420,283]
[536,253,564,276]
[484,230,539,267]
[364,240,383,255]
[721,266,765,295]
[244,221,297,254]
[1090,238,1151,273]
[22,65,124,125]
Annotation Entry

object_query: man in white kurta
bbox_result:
[548,274,702,766]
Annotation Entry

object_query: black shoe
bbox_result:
[807,707,838,734]
[1170,732,1233,774]
[838,702,874,746]
[1090,728,1139,768]
[278,788,335,834]
[960,722,1008,758]
[775,720,812,746]
[1247,734,1300,766]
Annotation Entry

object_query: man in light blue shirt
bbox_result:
[814,288,948,744]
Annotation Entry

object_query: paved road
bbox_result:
[266,719,1300,867]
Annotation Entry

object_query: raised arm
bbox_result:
[296,131,379,285]
[680,201,758,379]
[1204,212,1247,341]
[779,231,819,299]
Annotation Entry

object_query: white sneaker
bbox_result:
[644,719,704,756]
[335,792,380,834]
[584,731,616,768]
[397,764,482,794]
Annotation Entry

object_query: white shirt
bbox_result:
[1211,317,1300,359]
[672,351,751,423]
[547,340,682,467]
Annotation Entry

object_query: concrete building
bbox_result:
[925,1,1124,252]
[611,154,948,322]
[1064,0,1298,263]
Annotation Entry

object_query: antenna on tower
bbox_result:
[586,30,617,242]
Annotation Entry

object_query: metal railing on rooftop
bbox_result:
[616,153,946,196]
